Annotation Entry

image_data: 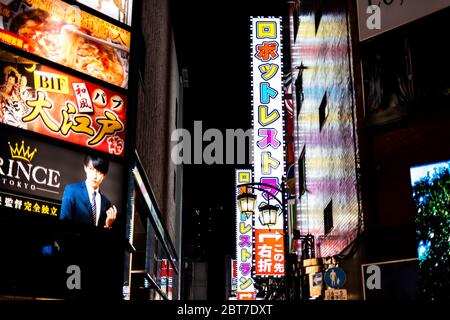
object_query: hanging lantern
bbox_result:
[237,192,257,217]
[259,204,279,227]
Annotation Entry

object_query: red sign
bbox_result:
[161,259,173,299]
[237,292,255,300]
[0,49,126,156]
[254,229,285,277]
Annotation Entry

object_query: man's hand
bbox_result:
[104,205,117,229]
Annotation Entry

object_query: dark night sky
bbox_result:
[172,1,286,299]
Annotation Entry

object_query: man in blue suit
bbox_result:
[60,155,117,228]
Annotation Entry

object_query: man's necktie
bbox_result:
[91,191,97,226]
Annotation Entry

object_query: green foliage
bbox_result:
[412,167,450,300]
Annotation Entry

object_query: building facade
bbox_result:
[0,0,183,300]
[358,0,450,300]
[287,0,450,300]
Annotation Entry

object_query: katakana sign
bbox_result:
[235,169,255,299]
[251,17,285,277]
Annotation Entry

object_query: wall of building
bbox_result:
[293,0,361,258]
[365,113,450,261]
[136,0,180,245]
[187,261,208,300]
[361,7,450,263]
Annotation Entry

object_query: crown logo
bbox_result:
[8,141,37,162]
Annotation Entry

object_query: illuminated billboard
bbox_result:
[235,169,255,300]
[410,161,450,298]
[76,0,133,26]
[251,17,285,277]
[0,0,130,88]
[0,129,124,224]
[0,49,126,156]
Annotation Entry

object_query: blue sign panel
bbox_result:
[312,273,323,286]
[324,267,346,289]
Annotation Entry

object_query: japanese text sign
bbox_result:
[254,229,285,276]
[251,17,285,277]
[235,169,255,299]
[0,49,127,156]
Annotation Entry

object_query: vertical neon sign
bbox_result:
[235,169,255,300]
[251,17,285,277]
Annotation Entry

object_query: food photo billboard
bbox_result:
[0,0,130,88]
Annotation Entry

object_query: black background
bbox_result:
[172,0,286,299]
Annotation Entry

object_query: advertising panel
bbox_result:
[0,129,124,223]
[235,169,254,300]
[0,49,126,156]
[0,0,130,88]
[357,0,450,42]
[76,0,133,26]
[411,161,450,263]
[251,17,285,277]
[410,161,450,299]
